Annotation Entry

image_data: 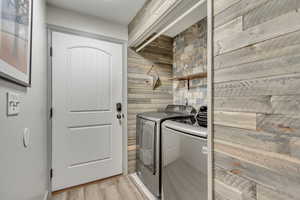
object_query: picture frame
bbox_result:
[0,0,33,87]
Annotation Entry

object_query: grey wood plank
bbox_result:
[128,0,152,35]
[214,125,290,155]
[289,138,300,160]
[214,30,300,70]
[215,140,300,179]
[270,95,300,116]
[214,0,269,27]
[128,93,172,99]
[128,103,170,109]
[127,68,172,77]
[128,88,173,95]
[214,54,300,83]
[215,192,231,200]
[214,73,300,97]
[215,9,300,55]
[257,114,300,137]
[128,99,151,104]
[214,0,241,15]
[256,185,297,200]
[215,151,300,198]
[214,17,243,42]
[243,0,300,30]
[138,51,173,65]
[214,111,257,130]
[215,167,256,200]
[128,79,172,86]
[214,96,272,114]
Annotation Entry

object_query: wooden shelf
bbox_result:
[170,72,207,90]
[170,72,207,81]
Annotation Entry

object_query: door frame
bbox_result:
[207,0,214,199]
[47,25,128,193]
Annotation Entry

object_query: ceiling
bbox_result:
[47,0,146,25]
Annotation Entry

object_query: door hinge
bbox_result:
[50,108,53,119]
[50,168,53,179]
[50,47,53,57]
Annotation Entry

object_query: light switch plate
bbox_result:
[7,92,20,116]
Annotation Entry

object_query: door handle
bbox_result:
[116,103,122,112]
[116,103,122,120]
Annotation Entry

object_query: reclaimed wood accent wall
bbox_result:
[128,0,156,35]
[213,0,300,199]
[127,36,173,173]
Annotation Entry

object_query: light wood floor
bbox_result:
[52,175,148,200]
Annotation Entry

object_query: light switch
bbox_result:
[7,92,20,116]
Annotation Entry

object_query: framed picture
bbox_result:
[0,0,33,87]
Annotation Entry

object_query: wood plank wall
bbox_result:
[213,0,300,199]
[128,0,165,37]
[127,36,173,173]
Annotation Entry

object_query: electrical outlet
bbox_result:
[7,92,20,116]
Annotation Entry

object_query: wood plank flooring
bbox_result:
[52,176,147,200]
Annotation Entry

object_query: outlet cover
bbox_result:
[7,92,20,116]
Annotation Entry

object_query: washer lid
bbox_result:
[163,120,208,138]
[137,111,190,122]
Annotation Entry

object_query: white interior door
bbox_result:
[51,32,123,191]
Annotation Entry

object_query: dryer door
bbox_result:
[136,117,160,197]
[137,117,156,174]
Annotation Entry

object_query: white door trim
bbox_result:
[47,25,128,193]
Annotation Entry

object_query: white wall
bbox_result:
[46,5,128,41]
[0,0,49,200]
